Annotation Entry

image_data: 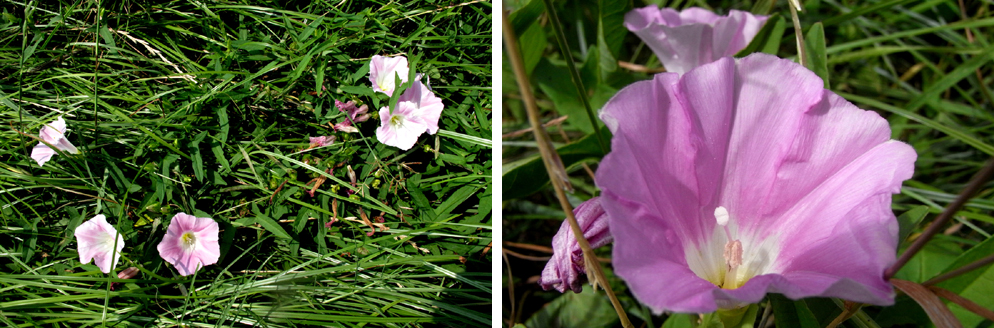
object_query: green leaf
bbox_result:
[897,205,929,247]
[904,42,994,112]
[661,314,697,328]
[895,237,962,283]
[502,128,611,199]
[509,0,544,36]
[433,185,480,222]
[718,304,760,328]
[523,286,618,328]
[936,235,994,328]
[533,55,600,133]
[596,0,629,77]
[517,21,547,77]
[770,294,820,328]
[188,131,208,183]
[254,214,292,240]
[803,22,829,88]
[735,14,786,57]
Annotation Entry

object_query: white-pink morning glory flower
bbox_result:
[74,215,125,274]
[157,213,220,276]
[376,101,428,150]
[31,116,80,167]
[397,79,444,135]
[541,54,917,313]
[625,7,767,74]
[369,55,410,96]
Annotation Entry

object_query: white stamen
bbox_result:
[724,240,743,269]
[715,206,730,226]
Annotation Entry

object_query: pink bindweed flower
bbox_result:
[74,215,125,274]
[157,213,220,276]
[31,116,80,167]
[625,7,767,75]
[369,55,410,96]
[540,197,613,293]
[333,100,370,133]
[540,54,916,313]
[375,101,428,150]
[397,79,444,135]
[309,136,336,148]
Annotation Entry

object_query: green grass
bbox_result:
[0,0,492,327]
[503,0,994,327]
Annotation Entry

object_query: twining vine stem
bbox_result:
[502,9,634,328]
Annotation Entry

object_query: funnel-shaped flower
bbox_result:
[398,79,444,135]
[75,215,125,274]
[539,197,613,293]
[31,117,80,167]
[369,55,410,95]
[551,53,916,313]
[157,213,220,276]
[376,101,428,150]
[625,7,767,74]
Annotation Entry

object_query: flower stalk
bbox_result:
[537,0,607,153]
[502,9,633,328]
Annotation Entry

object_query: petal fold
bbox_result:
[539,197,613,293]
[625,7,767,74]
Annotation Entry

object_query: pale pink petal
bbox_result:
[39,117,68,144]
[369,55,410,95]
[376,102,428,150]
[74,215,125,274]
[539,197,613,293]
[625,7,767,74]
[157,213,221,276]
[55,138,79,154]
[32,117,78,166]
[30,143,56,167]
[398,79,445,134]
[679,7,722,24]
[309,136,335,147]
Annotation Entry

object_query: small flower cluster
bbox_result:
[75,212,219,277]
[307,55,444,151]
[370,55,445,150]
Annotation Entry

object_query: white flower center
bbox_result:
[181,232,197,250]
[685,206,777,290]
[389,114,405,127]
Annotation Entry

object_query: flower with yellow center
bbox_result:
[157,213,220,276]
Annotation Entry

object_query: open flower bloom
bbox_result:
[397,78,444,135]
[539,197,613,293]
[157,213,220,276]
[75,215,125,274]
[369,55,410,95]
[625,7,767,75]
[376,101,428,150]
[31,116,80,167]
[542,54,916,313]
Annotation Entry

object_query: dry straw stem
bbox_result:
[891,279,963,328]
[502,9,633,328]
[885,158,994,279]
[789,2,806,67]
